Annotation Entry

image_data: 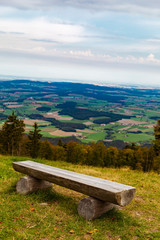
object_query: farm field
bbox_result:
[0,155,160,240]
[0,80,160,145]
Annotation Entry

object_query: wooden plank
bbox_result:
[13,161,136,206]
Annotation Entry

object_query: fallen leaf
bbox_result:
[94,229,98,232]
[14,217,20,222]
[13,214,26,221]
[30,208,36,212]
[87,231,93,234]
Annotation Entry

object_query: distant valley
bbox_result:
[0,79,159,146]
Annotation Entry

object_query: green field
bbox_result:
[80,132,107,143]
[113,132,154,143]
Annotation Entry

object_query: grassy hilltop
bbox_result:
[0,155,160,240]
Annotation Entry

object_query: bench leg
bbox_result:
[78,196,118,220]
[16,176,52,195]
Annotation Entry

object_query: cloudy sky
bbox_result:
[1,1,160,86]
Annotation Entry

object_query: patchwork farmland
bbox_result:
[0,80,159,145]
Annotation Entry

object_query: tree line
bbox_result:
[0,112,160,173]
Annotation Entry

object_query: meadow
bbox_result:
[0,155,160,240]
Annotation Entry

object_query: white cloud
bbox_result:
[3,44,160,69]
[100,53,160,66]
[69,50,93,57]
[146,53,160,63]
[1,46,160,86]
[1,1,160,86]
[0,17,84,43]
[1,0,160,15]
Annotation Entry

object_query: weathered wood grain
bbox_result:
[16,176,52,195]
[78,197,118,220]
[13,160,136,206]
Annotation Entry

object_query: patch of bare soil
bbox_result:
[118,119,147,125]
[35,101,58,105]
[144,124,154,128]
[128,128,141,132]
[3,102,18,105]
[84,121,94,125]
[44,112,73,121]
[7,104,24,108]
[24,119,50,125]
[50,130,76,137]
[76,129,95,133]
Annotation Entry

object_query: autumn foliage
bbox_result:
[0,113,160,172]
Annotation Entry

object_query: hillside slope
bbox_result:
[0,155,160,239]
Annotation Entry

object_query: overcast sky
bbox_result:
[1,1,160,86]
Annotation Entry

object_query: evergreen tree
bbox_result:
[27,122,42,158]
[0,111,25,155]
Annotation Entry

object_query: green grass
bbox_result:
[40,131,57,138]
[60,119,85,124]
[57,114,73,118]
[145,111,160,118]
[113,132,154,143]
[0,155,160,239]
[81,132,107,143]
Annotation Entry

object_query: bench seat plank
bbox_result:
[13,160,136,206]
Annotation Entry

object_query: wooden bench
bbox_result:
[13,160,136,220]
